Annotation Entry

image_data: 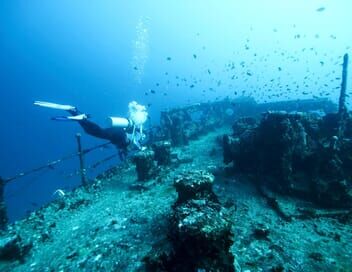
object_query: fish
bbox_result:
[166,57,172,61]
[316,7,325,12]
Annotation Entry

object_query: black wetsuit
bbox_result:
[69,110,130,158]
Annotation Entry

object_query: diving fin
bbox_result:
[34,101,76,111]
[51,114,88,121]
[51,116,73,121]
[67,114,88,120]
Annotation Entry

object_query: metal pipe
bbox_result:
[0,177,8,229]
[338,53,349,139]
[339,53,349,115]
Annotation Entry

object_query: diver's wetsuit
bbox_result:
[69,110,130,158]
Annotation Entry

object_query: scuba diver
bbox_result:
[34,100,148,159]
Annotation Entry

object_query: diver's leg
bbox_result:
[66,108,112,141]
[77,119,108,139]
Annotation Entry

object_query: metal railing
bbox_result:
[3,135,113,185]
[0,134,119,228]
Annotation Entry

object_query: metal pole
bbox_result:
[339,53,349,115]
[338,53,349,139]
[0,177,8,229]
[76,133,87,186]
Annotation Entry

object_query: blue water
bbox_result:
[0,1,351,221]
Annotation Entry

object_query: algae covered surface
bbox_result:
[0,127,352,271]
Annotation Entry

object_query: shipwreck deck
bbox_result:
[1,127,351,272]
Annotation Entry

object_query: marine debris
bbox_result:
[223,110,352,208]
[151,141,172,166]
[0,235,31,262]
[144,170,235,272]
[132,149,157,181]
[223,56,352,209]
[158,97,336,146]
